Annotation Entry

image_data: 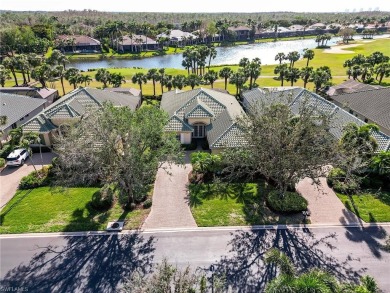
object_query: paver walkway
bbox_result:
[142,154,197,229]
[297,177,361,225]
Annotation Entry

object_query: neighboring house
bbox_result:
[228,26,251,40]
[104,88,142,108]
[0,93,46,140]
[289,25,305,31]
[22,87,142,146]
[327,79,383,97]
[116,35,159,52]
[160,88,246,154]
[56,35,101,53]
[156,30,198,46]
[329,87,390,136]
[242,87,390,151]
[309,23,327,30]
[0,87,58,107]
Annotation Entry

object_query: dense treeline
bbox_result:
[1,10,389,32]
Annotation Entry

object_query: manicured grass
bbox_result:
[0,187,150,234]
[337,191,390,222]
[189,182,302,226]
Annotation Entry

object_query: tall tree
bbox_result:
[131,72,147,95]
[286,67,301,86]
[374,62,390,85]
[65,68,82,90]
[172,74,187,90]
[274,52,286,65]
[2,57,19,86]
[300,66,313,88]
[274,64,288,86]
[229,69,248,97]
[31,63,51,88]
[203,70,218,88]
[286,51,300,68]
[95,68,111,88]
[52,104,183,207]
[302,48,315,67]
[0,65,12,87]
[219,67,233,90]
[186,74,201,90]
[158,68,166,94]
[222,101,336,195]
[146,68,159,97]
[310,68,332,93]
[207,46,217,71]
[109,73,125,88]
[53,65,66,95]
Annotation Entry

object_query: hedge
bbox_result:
[267,190,308,214]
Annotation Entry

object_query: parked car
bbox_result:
[6,148,29,166]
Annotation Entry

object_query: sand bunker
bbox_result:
[323,44,362,54]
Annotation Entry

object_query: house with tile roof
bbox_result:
[327,79,383,96]
[160,88,246,153]
[56,35,101,53]
[242,87,390,152]
[22,87,141,146]
[0,87,58,107]
[1,93,46,140]
[156,30,198,46]
[329,87,390,136]
[116,35,160,52]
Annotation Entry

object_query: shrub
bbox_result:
[143,199,152,209]
[0,158,5,168]
[19,166,52,189]
[332,180,359,194]
[0,144,12,159]
[327,167,346,187]
[91,184,114,210]
[266,190,308,214]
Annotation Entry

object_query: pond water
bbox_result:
[69,34,390,71]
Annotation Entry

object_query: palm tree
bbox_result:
[286,51,300,68]
[31,63,51,88]
[310,68,331,93]
[163,74,173,91]
[16,54,30,84]
[54,65,66,95]
[203,70,218,88]
[300,66,313,88]
[374,62,390,85]
[351,65,362,81]
[343,59,353,79]
[146,68,160,97]
[158,68,166,94]
[186,74,201,90]
[247,58,262,89]
[0,65,12,87]
[207,46,217,71]
[80,75,93,87]
[219,67,233,90]
[95,68,111,88]
[229,69,248,97]
[274,64,288,86]
[131,72,147,95]
[303,48,315,67]
[172,74,187,90]
[361,63,373,83]
[65,68,82,90]
[286,68,301,86]
[274,52,286,65]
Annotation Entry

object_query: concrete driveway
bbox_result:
[0,152,56,209]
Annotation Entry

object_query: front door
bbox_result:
[193,124,205,138]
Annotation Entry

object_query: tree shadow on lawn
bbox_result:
[1,233,156,293]
[209,227,365,292]
[188,181,302,225]
[340,209,388,259]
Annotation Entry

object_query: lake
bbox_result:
[69,34,390,71]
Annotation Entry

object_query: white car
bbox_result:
[6,148,29,166]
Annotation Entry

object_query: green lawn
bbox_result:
[337,191,390,222]
[189,182,302,226]
[0,187,150,234]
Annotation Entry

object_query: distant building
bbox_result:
[309,23,327,30]
[1,93,46,140]
[116,35,159,53]
[156,30,198,46]
[0,87,58,107]
[228,26,251,40]
[56,35,101,53]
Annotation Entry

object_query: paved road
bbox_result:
[1,224,389,292]
[0,152,56,209]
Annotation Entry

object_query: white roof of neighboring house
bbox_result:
[157,30,197,41]
[289,25,304,31]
